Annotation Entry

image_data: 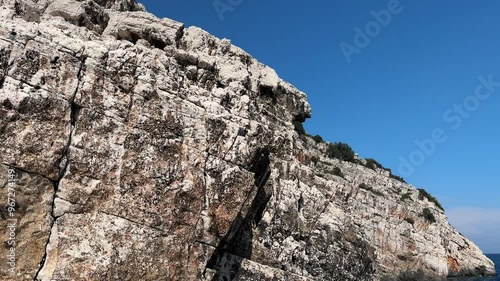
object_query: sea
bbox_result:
[448,254,500,281]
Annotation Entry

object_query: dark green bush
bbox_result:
[365,158,383,170]
[422,208,436,224]
[404,217,415,225]
[312,135,324,143]
[310,156,319,165]
[327,142,356,162]
[333,167,344,178]
[362,158,405,185]
[400,192,412,202]
[359,183,370,190]
[359,183,384,197]
[418,189,444,211]
[292,121,305,135]
[389,173,406,183]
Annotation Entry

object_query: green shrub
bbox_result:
[422,208,436,224]
[353,159,363,165]
[312,135,324,143]
[310,156,319,165]
[333,167,344,178]
[362,158,405,184]
[404,217,415,225]
[389,173,406,183]
[358,183,370,190]
[365,158,383,170]
[418,189,444,211]
[292,121,305,135]
[359,183,384,197]
[327,142,356,162]
[400,192,412,202]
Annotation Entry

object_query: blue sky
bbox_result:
[138,0,500,253]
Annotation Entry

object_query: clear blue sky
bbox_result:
[138,0,500,253]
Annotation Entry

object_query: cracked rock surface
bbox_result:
[0,0,496,280]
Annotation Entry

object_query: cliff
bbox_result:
[0,0,496,280]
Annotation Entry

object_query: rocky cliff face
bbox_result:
[0,1,496,280]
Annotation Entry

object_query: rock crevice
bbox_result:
[34,53,87,281]
[207,147,273,280]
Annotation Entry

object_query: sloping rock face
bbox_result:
[0,1,496,280]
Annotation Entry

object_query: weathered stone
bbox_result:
[0,164,54,281]
[0,1,495,280]
[103,11,184,50]
[0,76,71,180]
[44,0,110,34]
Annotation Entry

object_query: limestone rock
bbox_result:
[0,164,54,281]
[0,1,495,280]
[103,11,184,49]
[44,0,110,34]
